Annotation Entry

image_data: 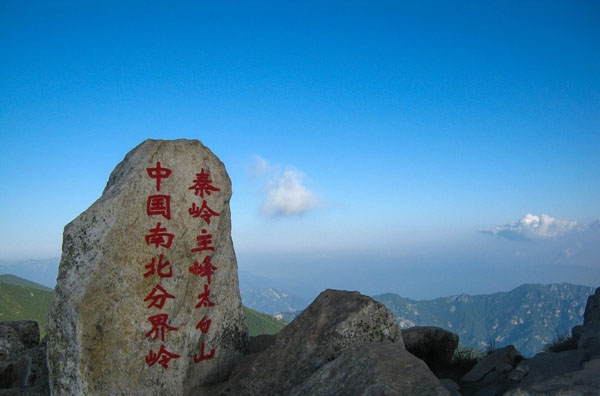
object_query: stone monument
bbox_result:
[47,139,248,395]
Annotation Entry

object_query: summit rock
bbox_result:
[47,139,247,396]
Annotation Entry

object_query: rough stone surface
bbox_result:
[511,350,587,384]
[439,378,461,396]
[583,288,600,328]
[197,289,403,395]
[499,287,600,395]
[504,358,600,396]
[288,342,451,396]
[577,287,600,360]
[246,334,276,354]
[0,324,47,394]
[460,345,523,396]
[0,321,39,362]
[401,326,459,369]
[47,139,248,395]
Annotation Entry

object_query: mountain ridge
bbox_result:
[374,282,596,356]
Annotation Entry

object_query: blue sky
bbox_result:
[1,1,599,299]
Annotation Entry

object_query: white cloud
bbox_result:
[261,169,318,217]
[482,214,579,241]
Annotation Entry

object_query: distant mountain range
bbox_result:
[241,287,308,315]
[0,258,59,289]
[3,261,597,357]
[373,283,596,357]
[0,274,286,338]
[238,270,308,315]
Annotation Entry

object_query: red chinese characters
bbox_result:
[189,256,217,284]
[147,162,172,192]
[147,195,171,219]
[191,229,214,253]
[142,161,181,369]
[187,168,220,364]
[145,313,179,342]
[146,345,180,369]
[195,284,215,308]
[188,169,220,198]
[193,342,215,363]
[144,255,172,278]
[144,284,176,309]
[145,222,174,248]
[188,200,220,224]
[196,316,212,334]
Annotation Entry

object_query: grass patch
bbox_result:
[545,334,578,353]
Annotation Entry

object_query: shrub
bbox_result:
[545,334,578,353]
[485,339,497,355]
[452,344,484,367]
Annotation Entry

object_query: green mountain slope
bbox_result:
[0,274,286,338]
[374,283,596,357]
[0,274,52,291]
[244,306,287,336]
[0,281,53,337]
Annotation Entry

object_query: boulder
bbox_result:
[197,289,403,395]
[288,342,451,396]
[0,321,39,362]
[0,323,47,394]
[439,378,462,396]
[47,139,248,395]
[460,345,523,396]
[504,358,600,396]
[509,349,586,384]
[401,326,459,370]
[583,287,600,328]
[577,287,600,360]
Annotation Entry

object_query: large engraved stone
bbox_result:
[47,139,248,395]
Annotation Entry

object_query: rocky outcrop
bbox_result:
[47,139,248,395]
[454,287,600,395]
[0,321,48,395]
[460,345,523,396]
[194,289,451,395]
[504,287,600,395]
[402,326,459,370]
[288,342,450,396]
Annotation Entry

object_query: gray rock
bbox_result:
[577,287,600,360]
[246,334,276,354]
[504,358,600,396]
[439,378,462,396]
[0,321,39,362]
[462,345,522,384]
[288,342,451,396]
[460,345,523,396]
[512,350,587,384]
[583,288,600,328]
[198,289,402,395]
[401,326,459,369]
[47,139,248,395]
[0,326,47,394]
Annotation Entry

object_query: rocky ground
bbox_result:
[1,287,599,395]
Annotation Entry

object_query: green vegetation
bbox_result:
[545,334,578,353]
[0,280,53,337]
[1,274,286,339]
[485,339,497,355]
[451,344,484,366]
[0,274,53,291]
[244,306,287,336]
[374,283,596,357]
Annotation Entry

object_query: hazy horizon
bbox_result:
[1,2,599,301]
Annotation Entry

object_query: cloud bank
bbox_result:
[250,155,319,217]
[482,214,579,241]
